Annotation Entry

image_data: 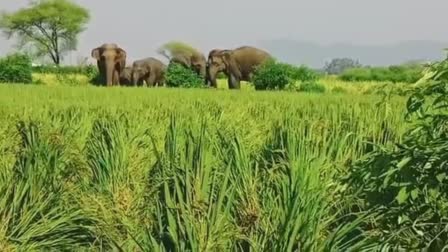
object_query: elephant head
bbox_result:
[170,52,206,78]
[91,43,127,86]
[206,49,235,88]
[120,66,133,86]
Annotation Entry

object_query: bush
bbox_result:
[165,62,204,88]
[33,65,98,77]
[298,81,326,93]
[286,64,319,82]
[252,59,290,90]
[0,53,33,83]
[344,59,448,249]
[339,64,423,83]
[253,60,319,90]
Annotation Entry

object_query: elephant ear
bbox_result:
[91,48,101,60]
[222,50,242,79]
[116,48,127,68]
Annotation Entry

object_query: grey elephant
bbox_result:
[171,52,206,78]
[206,46,272,89]
[91,43,127,86]
[119,67,133,86]
[158,42,207,78]
[131,57,166,87]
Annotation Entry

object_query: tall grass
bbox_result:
[0,84,408,250]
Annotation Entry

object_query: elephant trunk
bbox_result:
[199,65,206,79]
[207,68,218,88]
[105,60,115,86]
[132,72,139,86]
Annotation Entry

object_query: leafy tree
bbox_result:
[157,41,201,62]
[0,0,90,65]
[324,58,361,75]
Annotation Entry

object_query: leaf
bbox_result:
[436,173,446,183]
[396,187,409,205]
[410,188,419,200]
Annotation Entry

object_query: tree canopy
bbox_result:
[324,58,362,75]
[157,41,202,60]
[0,0,90,65]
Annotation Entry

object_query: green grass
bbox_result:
[0,84,410,250]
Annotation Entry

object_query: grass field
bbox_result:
[0,83,412,250]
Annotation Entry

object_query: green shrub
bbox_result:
[298,81,326,93]
[344,58,448,249]
[165,62,204,88]
[252,59,290,90]
[253,60,321,91]
[0,53,32,83]
[339,64,423,83]
[286,64,319,82]
[32,65,97,76]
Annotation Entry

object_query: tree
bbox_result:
[0,0,90,65]
[157,41,200,61]
[324,58,362,75]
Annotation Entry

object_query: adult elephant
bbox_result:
[91,43,127,86]
[131,57,166,87]
[206,46,272,89]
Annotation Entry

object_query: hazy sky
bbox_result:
[1,0,447,64]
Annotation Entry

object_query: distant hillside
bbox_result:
[259,40,448,68]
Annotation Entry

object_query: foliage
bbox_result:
[253,60,319,90]
[344,58,448,249]
[32,64,97,76]
[253,59,290,90]
[165,62,204,88]
[286,64,320,82]
[0,53,32,83]
[298,81,326,93]
[0,84,409,250]
[324,58,362,75]
[0,0,90,65]
[339,64,423,83]
[157,40,202,60]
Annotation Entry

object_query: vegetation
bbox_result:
[157,40,202,61]
[0,53,32,83]
[0,84,409,250]
[324,57,362,75]
[165,62,204,88]
[0,0,90,65]
[0,1,447,249]
[253,59,319,90]
[339,64,424,83]
[345,58,448,250]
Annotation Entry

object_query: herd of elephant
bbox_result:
[90,43,272,89]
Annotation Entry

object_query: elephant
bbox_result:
[131,57,166,87]
[91,43,127,86]
[206,46,272,89]
[170,51,206,78]
[119,67,133,86]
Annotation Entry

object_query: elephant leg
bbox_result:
[146,74,157,87]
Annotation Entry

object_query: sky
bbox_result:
[0,0,447,65]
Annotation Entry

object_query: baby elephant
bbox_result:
[132,57,166,87]
[119,66,133,86]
